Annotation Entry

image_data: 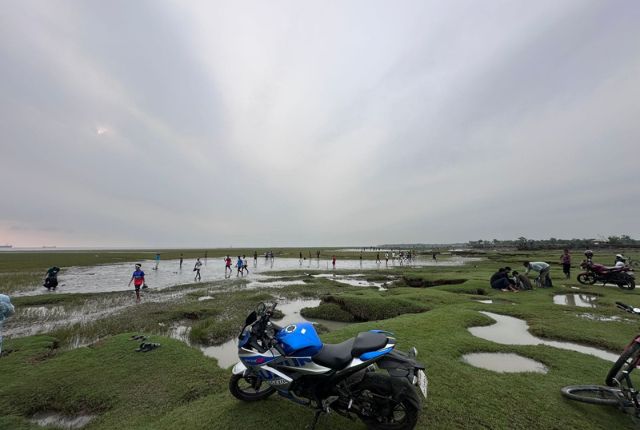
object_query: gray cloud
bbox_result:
[1,0,639,247]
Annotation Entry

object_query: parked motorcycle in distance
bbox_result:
[229,302,427,430]
[577,261,635,290]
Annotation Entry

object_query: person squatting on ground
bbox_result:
[0,294,15,355]
[511,271,533,290]
[193,258,202,281]
[560,249,571,279]
[490,267,518,292]
[524,261,551,288]
[44,266,60,291]
[128,263,145,303]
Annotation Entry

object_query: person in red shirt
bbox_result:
[128,263,145,303]
[224,256,233,278]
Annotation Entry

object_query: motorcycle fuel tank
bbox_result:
[276,322,323,357]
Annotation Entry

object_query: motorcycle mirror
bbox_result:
[633,308,640,314]
[245,311,257,326]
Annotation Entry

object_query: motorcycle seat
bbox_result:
[312,338,355,369]
[312,332,390,370]
[351,332,389,357]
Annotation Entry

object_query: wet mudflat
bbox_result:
[469,311,619,362]
[462,352,548,373]
[13,256,480,296]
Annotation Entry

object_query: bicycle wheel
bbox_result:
[560,385,622,406]
[606,342,640,387]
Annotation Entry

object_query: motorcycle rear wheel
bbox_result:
[229,373,275,402]
[616,277,636,291]
[577,273,596,285]
[357,373,419,430]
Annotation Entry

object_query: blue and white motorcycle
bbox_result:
[230,302,427,429]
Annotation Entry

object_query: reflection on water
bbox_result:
[462,352,548,373]
[469,311,619,362]
[553,294,598,308]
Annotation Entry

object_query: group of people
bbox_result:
[490,261,552,291]
[489,266,536,292]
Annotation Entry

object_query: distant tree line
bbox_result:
[467,235,639,250]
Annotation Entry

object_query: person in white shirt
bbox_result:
[614,254,627,269]
[524,261,552,288]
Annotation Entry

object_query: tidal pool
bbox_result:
[553,294,598,308]
[469,311,619,362]
[312,274,389,291]
[461,352,548,373]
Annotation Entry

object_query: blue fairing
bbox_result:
[238,331,250,348]
[359,347,393,361]
[276,322,323,357]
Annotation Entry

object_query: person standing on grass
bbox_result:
[193,258,202,281]
[560,249,571,279]
[128,263,145,303]
[524,261,551,288]
[0,294,15,355]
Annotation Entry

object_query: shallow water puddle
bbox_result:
[553,294,597,308]
[475,300,493,304]
[30,412,95,429]
[577,313,630,322]
[469,311,619,362]
[312,274,389,291]
[198,298,352,368]
[462,352,548,373]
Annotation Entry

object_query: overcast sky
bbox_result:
[1,1,639,248]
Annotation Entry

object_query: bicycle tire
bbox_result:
[606,342,640,387]
[560,385,622,406]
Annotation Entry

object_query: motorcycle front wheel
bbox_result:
[357,373,419,430]
[577,273,596,285]
[229,373,275,401]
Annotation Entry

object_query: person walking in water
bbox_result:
[224,255,232,278]
[128,263,145,303]
[193,258,202,281]
[236,256,244,277]
[376,253,381,264]
[154,253,160,270]
[332,255,336,269]
[242,255,249,275]
[253,251,258,266]
[560,249,571,279]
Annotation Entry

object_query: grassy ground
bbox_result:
[1,249,640,429]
